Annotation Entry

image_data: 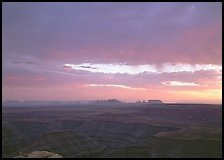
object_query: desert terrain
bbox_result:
[2,102,222,158]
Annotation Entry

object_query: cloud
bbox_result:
[162,81,200,86]
[2,2,222,65]
[64,63,222,75]
[2,2,222,103]
[63,65,72,72]
[12,60,37,65]
[80,65,97,69]
[85,84,147,90]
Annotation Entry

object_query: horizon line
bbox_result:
[2,99,222,105]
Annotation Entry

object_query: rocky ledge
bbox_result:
[13,151,63,158]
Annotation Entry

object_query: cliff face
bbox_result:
[13,151,63,158]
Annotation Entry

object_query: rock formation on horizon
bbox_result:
[148,100,163,104]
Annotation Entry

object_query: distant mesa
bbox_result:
[148,100,163,104]
[107,99,122,103]
[135,100,163,104]
[3,99,163,106]
[90,99,123,104]
[13,151,62,158]
[135,101,142,104]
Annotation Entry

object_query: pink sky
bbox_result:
[2,2,222,104]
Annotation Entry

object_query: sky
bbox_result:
[2,2,222,104]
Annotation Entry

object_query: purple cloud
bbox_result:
[2,2,222,103]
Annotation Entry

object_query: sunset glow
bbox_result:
[2,2,222,104]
